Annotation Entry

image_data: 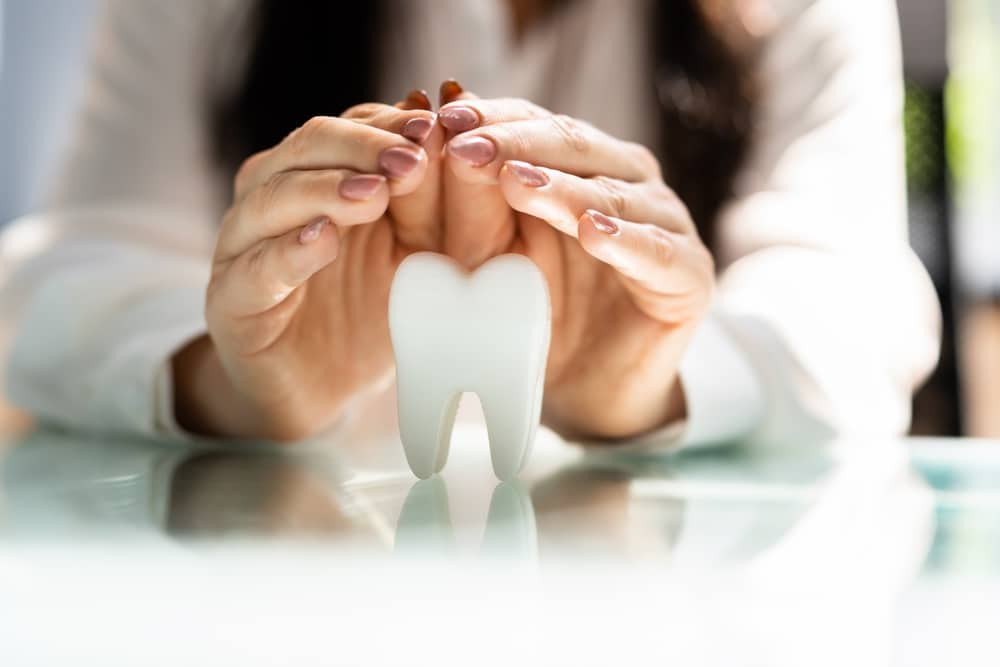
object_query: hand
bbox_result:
[174,102,447,440]
[438,97,715,440]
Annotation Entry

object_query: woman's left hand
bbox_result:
[438,97,715,440]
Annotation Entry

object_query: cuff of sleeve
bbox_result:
[150,327,208,439]
[609,311,766,454]
[114,286,209,439]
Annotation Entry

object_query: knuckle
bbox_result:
[493,125,531,157]
[648,226,675,265]
[243,240,269,283]
[252,171,290,218]
[593,176,630,218]
[287,116,336,158]
[550,114,591,153]
[354,104,401,132]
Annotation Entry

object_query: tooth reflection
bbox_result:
[481,482,537,560]
[394,476,538,562]
[394,476,456,556]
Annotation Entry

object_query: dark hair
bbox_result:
[214,1,759,250]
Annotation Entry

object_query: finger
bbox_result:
[342,102,437,145]
[218,169,389,262]
[578,210,714,323]
[498,161,691,238]
[438,86,517,268]
[438,98,549,135]
[382,95,448,249]
[497,161,710,320]
[210,218,339,326]
[446,116,658,186]
[439,79,474,106]
[234,115,428,199]
[395,89,432,111]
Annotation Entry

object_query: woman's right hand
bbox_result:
[173,101,444,440]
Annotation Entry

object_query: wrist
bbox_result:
[172,335,250,438]
[543,376,687,442]
[172,335,321,441]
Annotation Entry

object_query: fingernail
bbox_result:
[440,79,464,105]
[339,174,385,200]
[506,160,549,187]
[379,146,422,178]
[448,135,496,166]
[438,105,480,133]
[402,117,435,144]
[587,210,620,236]
[299,218,328,244]
[403,88,432,110]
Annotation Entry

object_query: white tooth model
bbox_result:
[388,252,551,480]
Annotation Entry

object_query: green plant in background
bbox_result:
[905,82,944,195]
[946,0,1000,199]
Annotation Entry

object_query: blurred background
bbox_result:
[0,0,998,437]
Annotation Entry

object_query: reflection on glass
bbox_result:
[0,426,938,594]
[395,477,537,562]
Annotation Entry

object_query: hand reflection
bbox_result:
[530,464,684,560]
[1,425,935,599]
[168,452,359,539]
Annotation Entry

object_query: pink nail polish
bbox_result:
[339,174,385,200]
[299,218,328,244]
[588,210,620,236]
[402,117,434,144]
[448,135,496,166]
[438,105,480,133]
[379,146,422,178]
[506,160,549,187]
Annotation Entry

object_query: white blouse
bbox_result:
[0,0,941,449]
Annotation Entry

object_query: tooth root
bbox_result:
[478,368,544,481]
[396,376,461,479]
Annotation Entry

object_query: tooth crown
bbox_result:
[388,252,551,480]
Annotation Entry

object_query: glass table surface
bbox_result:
[0,401,997,666]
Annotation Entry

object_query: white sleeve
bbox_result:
[0,0,246,436]
[626,0,941,452]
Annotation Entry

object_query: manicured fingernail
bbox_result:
[448,135,496,166]
[440,79,464,105]
[339,174,385,200]
[587,210,620,236]
[506,160,549,187]
[402,117,434,144]
[379,146,422,178]
[403,89,432,110]
[438,105,480,133]
[299,218,328,244]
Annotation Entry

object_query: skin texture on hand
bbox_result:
[434,91,714,440]
[387,81,710,439]
[175,103,449,440]
[175,81,713,443]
